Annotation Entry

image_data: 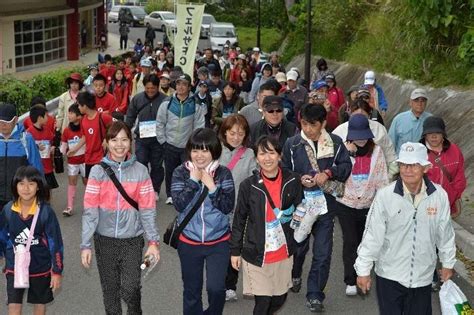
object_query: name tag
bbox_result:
[68,138,85,156]
[139,121,156,138]
[36,140,51,159]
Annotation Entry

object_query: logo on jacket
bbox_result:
[88,128,94,135]
[14,228,39,246]
[427,207,437,216]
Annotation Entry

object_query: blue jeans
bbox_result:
[178,241,230,315]
[292,194,336,302]
[135,137,164,194]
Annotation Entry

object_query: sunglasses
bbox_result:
[266,109,283,114]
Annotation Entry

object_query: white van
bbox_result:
[209,23,237,51]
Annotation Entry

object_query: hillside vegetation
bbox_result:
[285,0,474,87]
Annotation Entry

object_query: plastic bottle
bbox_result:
[290,200,307,229]
[140,255,156,270]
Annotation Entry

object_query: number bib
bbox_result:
[139,121,156,138]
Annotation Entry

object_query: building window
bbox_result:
[14,16,66,70]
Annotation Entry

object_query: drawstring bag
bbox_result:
[439,279,473,315]
[14,204,41,289]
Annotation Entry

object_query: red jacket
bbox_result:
[425,141,466,214]
[109,81,130,114]
[326,86,345,131]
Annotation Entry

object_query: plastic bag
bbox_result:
[294,190,328,243]
[439,279,473,315]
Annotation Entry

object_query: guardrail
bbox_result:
[18,96,60,123]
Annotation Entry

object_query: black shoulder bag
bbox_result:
[100,162,139,210]
[163,186,209,249]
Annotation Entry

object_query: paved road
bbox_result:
[2,169,473,314]
[107,22,211,52]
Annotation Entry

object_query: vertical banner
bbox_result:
[174,3,205,78]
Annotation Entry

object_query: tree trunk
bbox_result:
[285,0,297,21]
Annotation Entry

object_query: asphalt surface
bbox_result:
[2,169,473,314]
[107,22,211,52]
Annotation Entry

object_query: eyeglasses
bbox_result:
[266,109,283,114]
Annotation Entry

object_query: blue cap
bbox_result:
[347,114,374,141]
[311,80,329,91]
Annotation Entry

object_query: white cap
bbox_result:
[253,47,260,52]
[364,70,375,85]
[396,142,432,166]
[410,88,428,100]
[140,59,152,67]
[286,70,298,81]
[160,73,170,80]
[238,54,246,60]
[275,72,287,83]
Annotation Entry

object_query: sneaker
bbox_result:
[306,299,325,313]
[165,197,173,205]
[225,289,238,302]
[345,285,357,296]
[62,208,72,217]
[290,278,302,293]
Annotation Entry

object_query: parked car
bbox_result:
[210,23,237,51]
[200,13,216,38]
[119,6,147,27]
[144,11,176,33]
[108,6,122,23]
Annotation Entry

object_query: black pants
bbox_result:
[254,294,287,315]
[135,137,165,194]
[225,261,239,290]
[164,143,186,197]
[120,35,128,49]
[376,276,432,315]
[337,202,369,285]
[94,234,144,315]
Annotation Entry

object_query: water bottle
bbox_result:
[290,201,307,229]
[140,255,156,270]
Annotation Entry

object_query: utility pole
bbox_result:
[257,0,261,48]
[304,0,312,87]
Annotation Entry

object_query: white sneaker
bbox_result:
[345,285,357,296]
[225,289,238,302]
[165,197,173,205]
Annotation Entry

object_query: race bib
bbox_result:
[36,140,51,159]
[265,214,286,252]
[222,111,232,119]
[68,137,85,156]
[139,120,156,138]
[304,189,328,216]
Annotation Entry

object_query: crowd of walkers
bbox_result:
[0,40,468,315]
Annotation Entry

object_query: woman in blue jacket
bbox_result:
[171,128,235,315]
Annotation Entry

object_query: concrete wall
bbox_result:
[288,55,474,179]
[1,21,14,74]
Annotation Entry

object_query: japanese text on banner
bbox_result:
[174,4,205,78]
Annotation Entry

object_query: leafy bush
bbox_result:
[144,0,173,14]
[0,66,87,116]
[283,0,474,87]
[206,1,289,30]
[236,27,283,53]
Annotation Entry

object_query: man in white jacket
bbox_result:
[355,142,456,314]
